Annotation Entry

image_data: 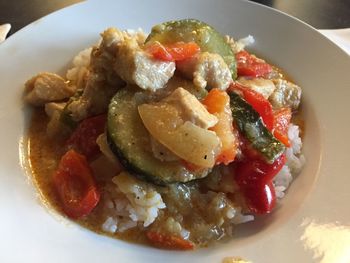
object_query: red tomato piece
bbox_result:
[236,50,273,78]
[146,231,195,250]
[53,149,100,219]
[65,114,107,160]
[230,83,274,130]
[235,154,286,185]
[146,41,200,62]
[273,107,292,147]
[234,154,286,214]
[145,42,173,61]
[241,181,276,214]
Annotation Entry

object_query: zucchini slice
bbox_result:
[146,19,237,79]
[107,88,210,185]
[228,91,285,163]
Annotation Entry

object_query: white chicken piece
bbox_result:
[67,71,120,121]
[44,102,66,118]
[164,87,218,129]
[44,102,70,137]
[66,29,126,122]
[101,27,146,53]
[237,77,276,99]
[177,52,232,91]
[114,38,175,91]
[25,72,75,106]
[269,79,302,110]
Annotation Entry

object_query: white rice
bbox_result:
[102,172,165,233]
[66,47,92,81]
[226,35,255,53]
[231,208,255,224]
[274,123,305,198]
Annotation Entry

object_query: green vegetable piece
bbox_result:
[228,91,285,163]
[107,88,210,185]
[146,19,237,79]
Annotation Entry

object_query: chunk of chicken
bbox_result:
[138,87,221,167]
[44,102,70,137]
[114,38,175,91]
[269,79,302,110]
[100,27,146,54]
[66,71,120,121]
[237,77,276,99]
[177,52,232,91]
[164,87,218,129]
[25,72,75,106]
[66,29,126,121]
[44,102,66,118]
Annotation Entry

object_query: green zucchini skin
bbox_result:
[107,88,209,185]
[228,91,285,163]
[146,19,237,79]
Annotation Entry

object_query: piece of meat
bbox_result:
[44,102,66,117]
[237,77,276,99]
[99,27,146,54]
[46,110,72,138]
[25,72,75,106]
[114,38,175,91]
[177,52,232,91]
[66,29,127,122]
[66,71,120,121]
[43,102,70,137]
[164,87,218,129]
[269,79,302,110]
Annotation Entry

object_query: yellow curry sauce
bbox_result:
[28,109,149,245]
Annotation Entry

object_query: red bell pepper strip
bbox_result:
[236,50,273,78]
[146,231,195,250]
[273,107,292,147]
[230,83,274,131]
[146,41,200,62]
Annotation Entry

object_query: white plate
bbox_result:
[1,0,350,262]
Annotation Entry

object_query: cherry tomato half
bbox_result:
[53,149,100,219]
[234,154,286,214]
[65,114,106,160]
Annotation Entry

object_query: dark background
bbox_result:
[1,0,350,36]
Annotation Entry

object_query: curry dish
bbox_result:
[25,19,305,249]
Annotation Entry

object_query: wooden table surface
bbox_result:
[1,0,350,36]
